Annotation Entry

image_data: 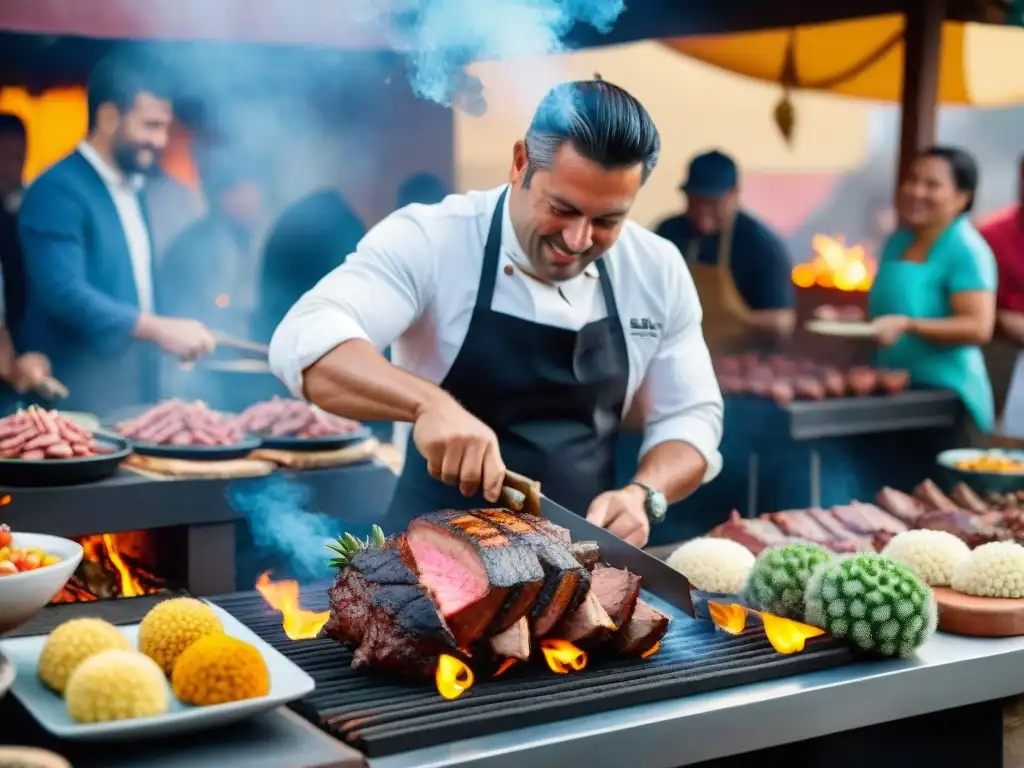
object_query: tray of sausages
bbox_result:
[0,406,131,486]
[230,396,370,452]
[109,400,261,460]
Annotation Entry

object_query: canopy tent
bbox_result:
[665,14,1024,106]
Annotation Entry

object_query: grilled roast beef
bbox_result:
[407,510,545,645]
[489,616,531,661]
[590,565,642,631]
[324,540,457,680]
[570,541,602,570]
[613,598,669,656]
[554,589,617,645]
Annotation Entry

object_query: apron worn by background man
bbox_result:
[384,189,630,528]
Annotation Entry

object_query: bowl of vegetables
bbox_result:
[0,525,82,635]
[936,448,1024,496]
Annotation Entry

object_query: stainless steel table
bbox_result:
[368,631,1024,768]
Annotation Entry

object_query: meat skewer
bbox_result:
[0,406,99,460]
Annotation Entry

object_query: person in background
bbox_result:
[0,113,53,409]
[653,150,795,351]
[395,173,449,209]
[868,146,996,458]
[980,154,1024,436]
[16,53,216,415]
[255,189,366,344]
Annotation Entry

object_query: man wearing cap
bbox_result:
[654,150,795,353]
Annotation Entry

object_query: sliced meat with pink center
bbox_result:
[407,510,544,646]
[612,598,669,656]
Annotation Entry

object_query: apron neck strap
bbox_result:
[476,188,508,310]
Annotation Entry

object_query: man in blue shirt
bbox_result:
[654,150,795,351]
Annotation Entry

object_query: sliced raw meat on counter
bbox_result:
[913,479,959,511]
[407,511,545,646]
[324,541,457,680]
[489,616,530,661]
[0,406,100,459]
[232,395,362,439]
[116,400,244,446]
[950,482,990,514]
[830,502,907,535]
[553,588,617,645]
[472,509,589,636]
[846,367,878,396]
[874,487,926,525]
[589,565,642,633]
[916,508,1012,548]
[806,509,874,550]
[770,509,834,543]
[793,376,825,400]
[612,598,670,656]
[877,369,910,395]
[708,510,789,554]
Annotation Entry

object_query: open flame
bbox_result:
[255,572,329,641]
[539,638,587,674]
[436,654,474,700]
[53,531,165,603]
[792,234,876,292]
[707,602,824,655]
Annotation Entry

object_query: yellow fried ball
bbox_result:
[138,598,224,676]
[171,635,270,706]
[65,650,169,723]
[37,618,132,694]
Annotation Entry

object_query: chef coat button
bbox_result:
[503,265,514,276]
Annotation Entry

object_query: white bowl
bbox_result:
[0,533,83,635]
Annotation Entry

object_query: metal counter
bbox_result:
[367,631,1024,768]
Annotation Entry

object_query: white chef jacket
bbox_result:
[270,185,724,482]
[77,141,155,313]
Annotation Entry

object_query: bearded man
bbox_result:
[17,53,215,413]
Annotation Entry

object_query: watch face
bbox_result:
[649,491,668,524]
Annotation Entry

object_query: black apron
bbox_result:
[383,189,629,526]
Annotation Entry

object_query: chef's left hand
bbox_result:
[586,485,650,548]
[872,314,911,347]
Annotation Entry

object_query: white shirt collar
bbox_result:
[77,140,145,193]
[499,185,600,281]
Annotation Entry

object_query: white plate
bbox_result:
[937,448,1024,475]
[805,319,878,338]
[0,601,315,742]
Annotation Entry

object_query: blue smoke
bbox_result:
[228,475,340,581]
[388,0,626,107]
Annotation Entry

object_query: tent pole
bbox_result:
[897,0,946,185]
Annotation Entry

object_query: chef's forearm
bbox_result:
[632,440,708,504]
[909,316,992,346]
[303,339,452,423]
[998,311,1024,345]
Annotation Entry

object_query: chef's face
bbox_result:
[99,93,173,176]
[898,155,969,229]
[0,131,25,199]
[509,140,641,282]
[686,190,738,236]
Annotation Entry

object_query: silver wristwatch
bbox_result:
[629,481,668,524]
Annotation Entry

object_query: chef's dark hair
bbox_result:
[0,113,26,141]
[87,53,172,131]
[920,146,978,213]
[523,80,660,187]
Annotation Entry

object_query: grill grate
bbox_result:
[8,586,856,758]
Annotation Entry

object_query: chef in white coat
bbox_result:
[269,80,723,548]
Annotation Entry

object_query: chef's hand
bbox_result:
[872,315,911,347]
[586,485,650,548]
[145,316,217,359]
[413,396,506,502]
[12,352,51,393]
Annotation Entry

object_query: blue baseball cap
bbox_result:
[681,150,738,198]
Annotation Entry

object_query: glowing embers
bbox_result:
[707,602,824,655]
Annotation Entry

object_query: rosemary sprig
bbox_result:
[326,524,386,569]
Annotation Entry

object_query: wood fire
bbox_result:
[51,530,165,603]
[707,601,824,655]
[255,572,329,641]
[792,234,877,292]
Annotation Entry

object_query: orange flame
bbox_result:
[436,654,474,699]
[79,534,148,598]
[707,601,825,655]
[539,639,587,674]
[0,494,10,506]
[640,641,661,659]
[493,658,518,677]
[255,572,329,640]
[792,234,876,292]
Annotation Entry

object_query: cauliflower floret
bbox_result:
[666,537,754,594]
[951,541,1024,598]
[882,530,970,587]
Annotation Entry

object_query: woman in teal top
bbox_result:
[870,146,998,432]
